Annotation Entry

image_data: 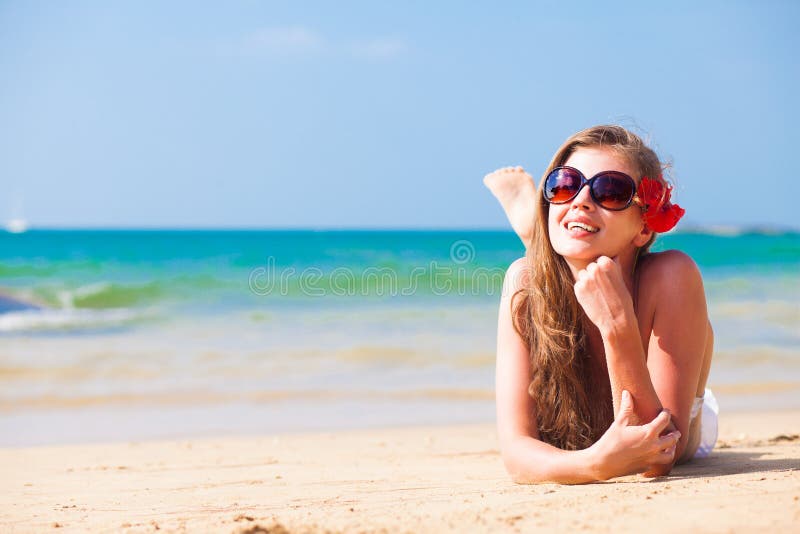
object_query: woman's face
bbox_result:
[547,147,651,269]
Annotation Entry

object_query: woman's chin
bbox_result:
[556,247,623,268]
[553,238,628,262]
[553,242,601,261]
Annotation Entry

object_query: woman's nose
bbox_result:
[570,182,595,210]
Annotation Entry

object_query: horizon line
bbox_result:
[2,224,798,234]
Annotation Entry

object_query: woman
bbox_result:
[487,125,716,483]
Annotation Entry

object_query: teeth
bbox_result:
[567,221,599,233]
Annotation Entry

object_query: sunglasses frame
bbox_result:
[543,165,639,211]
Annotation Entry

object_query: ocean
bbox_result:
[1,229,798,446]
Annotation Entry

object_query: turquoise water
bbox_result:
[1,229,798,445]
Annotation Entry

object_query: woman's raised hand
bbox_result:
[574,256,634,335]
[590,390,681,480]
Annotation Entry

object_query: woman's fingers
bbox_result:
[656,430,681,451]
[645,409,673,437]
[645,430,680,469]
[615,390,635,425]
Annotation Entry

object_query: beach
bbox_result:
[2,410,799,533]
[1,229,798,531]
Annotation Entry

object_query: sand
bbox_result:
[2,410,799,533]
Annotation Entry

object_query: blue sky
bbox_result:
[1,1,798,229]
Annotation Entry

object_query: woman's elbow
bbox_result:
[501,444,527,483]
[500,441,547,484]
[504,461,541,485]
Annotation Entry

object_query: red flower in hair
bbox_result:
[637,177,685,233]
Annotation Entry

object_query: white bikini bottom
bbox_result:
[690,388,719,458]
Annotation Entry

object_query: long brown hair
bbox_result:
[512,125,667,450]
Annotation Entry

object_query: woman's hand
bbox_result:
[590,390,681,480]
[573,256,634,335]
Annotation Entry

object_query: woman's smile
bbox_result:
[563,215,601,236]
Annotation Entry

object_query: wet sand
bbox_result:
[1,410,798,533]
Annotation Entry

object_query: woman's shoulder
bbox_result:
[638,249,704,295]
[507,256,529,275]
[639,249,700,275]
[503,256,530,295]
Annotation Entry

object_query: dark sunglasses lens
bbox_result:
[544,168,582,203]
[591,174,635,210]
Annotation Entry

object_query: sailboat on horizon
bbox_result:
[5,217,29,233]
[6,193,29,233]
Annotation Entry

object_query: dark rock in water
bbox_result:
[0,294,40,314]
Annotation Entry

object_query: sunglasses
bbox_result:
[543,166,639,211]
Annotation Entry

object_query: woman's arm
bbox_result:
[495,259,597,483]
[574,253,709,474]
[501,392,678,484]
[641,252,709,461]
[496,258,680,483]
